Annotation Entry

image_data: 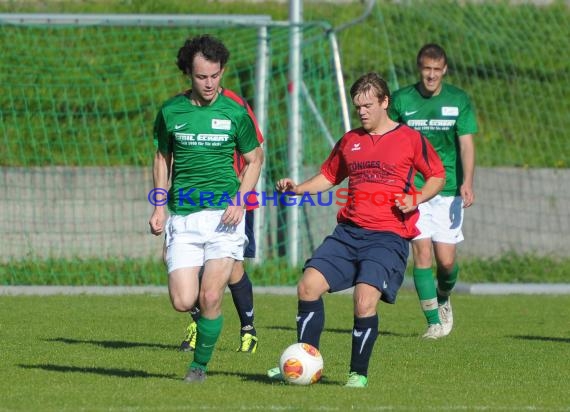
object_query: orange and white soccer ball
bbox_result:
[279,343,323,385]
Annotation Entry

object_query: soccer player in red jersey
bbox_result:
[269,72,445,387]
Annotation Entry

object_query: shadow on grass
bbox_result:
[265,325,350,334]
[209,370,343,386]
[45,337,177,350]
[510,335,570,343]
[19,364,178,379]
[380,330,419,338]
[20,364,342,385]
[264,325,414,337]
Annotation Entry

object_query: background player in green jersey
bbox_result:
[149,35,263,382]
[388,43,477,339]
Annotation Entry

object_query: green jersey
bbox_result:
[389,83,477,196]
[153,92,260,216]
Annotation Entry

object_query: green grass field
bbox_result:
[1,291,569,411]
[3,253,570,285]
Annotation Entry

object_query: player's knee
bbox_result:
[412,239,432,263]
[437,259,456,274]
[353,287,379,317]
[296,281,311,300]
[229,261,245,284]
[170,296,195,312]
[297,272,327,301]
[200,288,224,310]
[413,248,432,267]
[353,299,376,318]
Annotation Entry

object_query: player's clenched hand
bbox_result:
[395,195,419,214]
[149,208,167,236]
[460,183,475,208]
[275,178,298,194]
[222,204,245,226]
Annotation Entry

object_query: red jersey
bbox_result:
[222,88,264,211]
[321,124,444,239]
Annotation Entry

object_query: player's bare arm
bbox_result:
[458,133,475,208]
[149,149,171,235]
[276,173,333,195]
[222,146,263,226]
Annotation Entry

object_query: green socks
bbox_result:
[437,263,459,304]
[413,267,440,325]
[190,315,224,371]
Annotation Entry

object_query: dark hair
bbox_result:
[350,72,390,103]
[416,43,447,66]
[176,34,230,75]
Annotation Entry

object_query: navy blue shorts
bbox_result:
[304,223,409,304]
[244,210,256,258]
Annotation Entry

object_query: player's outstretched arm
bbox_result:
[275,173,333,196]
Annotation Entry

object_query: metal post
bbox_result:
[287,0,302,266]
[253,25,270,264]
[328,32,351,133]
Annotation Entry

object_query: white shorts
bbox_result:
[165,209,247,273]
[414,195,464,244]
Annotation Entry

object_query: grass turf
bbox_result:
[3,254,570,285]
[1,291,569,411]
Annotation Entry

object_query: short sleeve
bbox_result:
[153,110,171,154]
[388,92,402,122]
[320,138,347,185]
[456,94,478,137]
[235,111,260,155]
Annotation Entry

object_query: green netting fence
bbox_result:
[0,15,346,284]
[346,1,570,273]
[1,1,569,285]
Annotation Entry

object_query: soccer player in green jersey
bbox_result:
[149,35,263,382]
[179,88,264,355]
[388,43,477,339]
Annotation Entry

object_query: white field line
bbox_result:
[27,404,569,412]
[1,281,570,296]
